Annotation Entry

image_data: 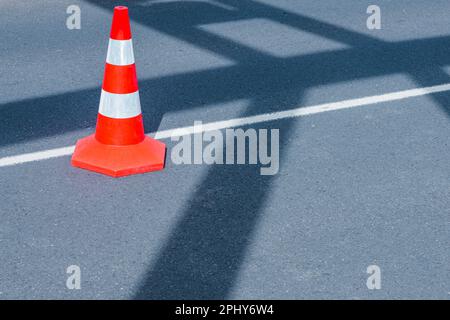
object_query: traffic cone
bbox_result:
[71,6,166,177]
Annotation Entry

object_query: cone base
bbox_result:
[71,134,166,177]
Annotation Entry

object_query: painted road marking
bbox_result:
[1,82,450,168]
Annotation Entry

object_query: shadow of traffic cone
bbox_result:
[71,6,166,177]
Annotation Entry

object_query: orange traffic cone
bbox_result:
[71,6,166,177]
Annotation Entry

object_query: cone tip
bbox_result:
[110,6,131,40]
[114,5,128,12]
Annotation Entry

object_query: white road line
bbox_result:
[1,83,450,168]
[0,146,76,167]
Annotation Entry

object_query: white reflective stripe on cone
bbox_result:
[98,90,142,119]
[106,39,135,66]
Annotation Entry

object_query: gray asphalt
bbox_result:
[0,0,449,299]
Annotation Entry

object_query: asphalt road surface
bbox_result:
[0,0,449,299]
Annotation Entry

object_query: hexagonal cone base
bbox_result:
[71,134,166,177]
